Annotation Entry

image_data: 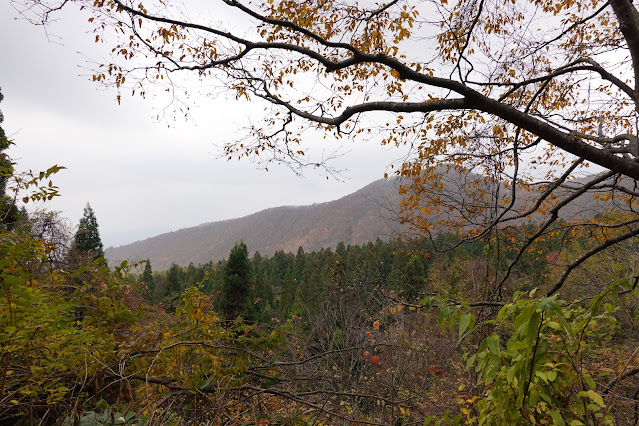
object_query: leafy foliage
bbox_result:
[0,199,135,423]
[467,286,621,425]
[5,200,639,423]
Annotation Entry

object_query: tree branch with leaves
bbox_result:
[14,0,639,296]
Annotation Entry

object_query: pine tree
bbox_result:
[73,203,105,259]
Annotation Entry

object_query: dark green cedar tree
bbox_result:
[0,88,21,230]
[165,263,183,295]
[73,203,105,259]
[221,241,253,320]
[279,267,297,319]
[402,255,426,300]
[142,259,156,299]
[294,246,307,281]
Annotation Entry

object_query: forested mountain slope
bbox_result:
[106,178,406,269]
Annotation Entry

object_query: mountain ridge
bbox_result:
[105,178,405,270]
[105,172,612,271]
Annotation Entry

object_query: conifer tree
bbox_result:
[252,266,273,322]
[279,268,297,319]
[0,89,9,196]
[294,246,306,281]
[293,270,327,318]
[402,255,425,300]
[141,259,155,299]
[252,251,262,268]
[0,88,21,230]
[165,263,183,295]
[221,241,253,320]
[72,203,104,260]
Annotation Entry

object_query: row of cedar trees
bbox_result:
[142,230,552,324]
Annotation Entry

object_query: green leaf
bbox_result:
[543,300,575,342]
[200,374,215,390]
[459,313,472,339]
[614,277,633,291]
[584,374,596,390]
[420,296,435,309]
[525,311,541,349]
[0,258,10,269]
[586,389,605,407]
[466,354,476,368]
[549,410,565,425]
[537,296,555,311]
[486,334,500,355]
[536,370,548,383]
[590,293,604,315]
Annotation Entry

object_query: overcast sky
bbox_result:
[0,1,404,248]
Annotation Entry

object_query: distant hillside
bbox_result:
[106,171,614,270]
[106,178,406,270]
